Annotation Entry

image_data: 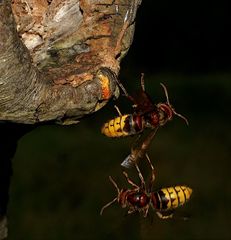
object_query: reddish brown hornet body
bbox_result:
[101,74,188,138]
[101,74,188,167]
[101,156,192,218]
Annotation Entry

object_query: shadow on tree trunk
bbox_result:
[0,123,35,239]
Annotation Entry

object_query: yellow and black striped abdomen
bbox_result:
[101,115,132,137]
[151,186,192,211]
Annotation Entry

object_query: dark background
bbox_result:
[8,1,231,239]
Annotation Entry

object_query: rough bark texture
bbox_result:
[0,1,141,239]
[0,0,141,124]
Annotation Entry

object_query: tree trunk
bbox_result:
[0,1,141,239]
[0,0,141,124]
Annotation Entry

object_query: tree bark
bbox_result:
[0,0,141,124]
